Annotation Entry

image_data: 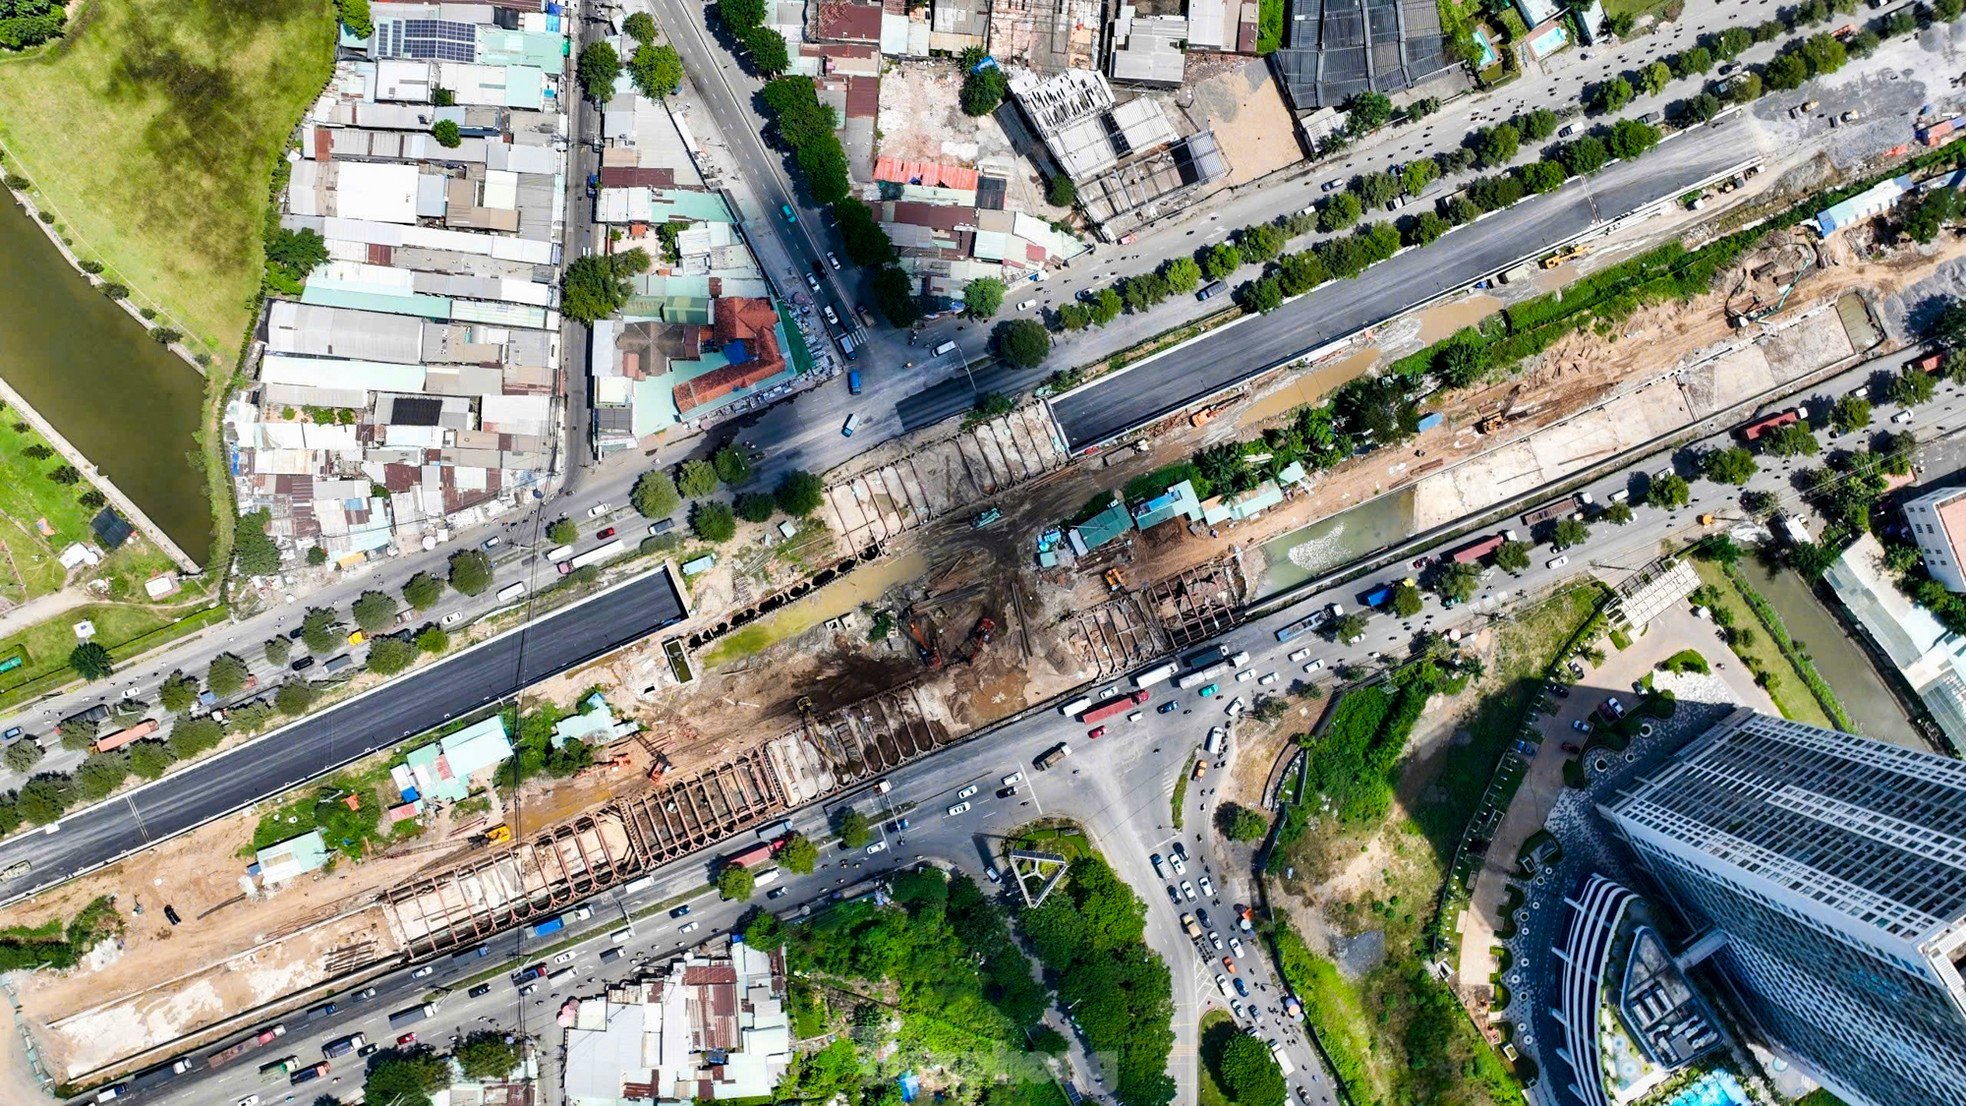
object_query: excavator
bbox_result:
[948,616,996,666]
[905,610,943,668]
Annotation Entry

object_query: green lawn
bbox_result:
[0,0,336,359]
[1692,561,1835,728]
[0,601,180,693]
[0,413,101,602]
[1197,1009,1238,1106]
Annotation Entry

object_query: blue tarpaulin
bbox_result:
[897,1072,921,1103]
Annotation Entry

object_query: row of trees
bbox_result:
[628,451,825,546]
[364,1032,524,1106]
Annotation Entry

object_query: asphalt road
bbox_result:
[1047,117,1766,452]
[0,570,686,906]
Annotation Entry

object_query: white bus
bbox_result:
[495,582,527,603]
[1133,662,1178,689]
[545,544,575,564]
[558,538,626,574]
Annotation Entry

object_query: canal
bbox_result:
[0,198,212,564]
[1258,489,1416,594]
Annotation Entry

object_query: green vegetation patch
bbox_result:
[1197,1009,1239,1106]
[0,0,337,357]
[0,895,122,972]
[1255,0,1284,52]
[250,774,392,860]
[1690,561,1835,728]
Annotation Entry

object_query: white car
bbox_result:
[822,304,840,325]
[411,965,434,978]
[1127,711,1143,722]
[1169,853,1187,876]
[826,251,842,270]
[552,950,577,964]
[1198,874,1215,897]
[1181,880,1197,901]
[587,502,612,519]
[1209,930,1224,950]
[679,921,700,934]
[1258,672,1279,686]
[1017,298,1037,310]
[1000,771,1023,787]
[238,1097,261,1106]
[866,841,889,855]
[1302,658,1325,673]
[1231,1000,1246,1020]
[1229,936,1245,958]
[947,801,972,816]
[441,611,465,626]
[1215,974,1230,996]
[1235,670,1255,682]
[957,784,979,800]
[1547,555,1569,570]
[1287,648,1312,662]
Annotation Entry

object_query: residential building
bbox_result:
[1823,533,1966,749]
[1108,6,1186,87]
[1599,708,1966,1106]
[254,830,331,886]
[393,715,514,807]
[1904,484,1966,591]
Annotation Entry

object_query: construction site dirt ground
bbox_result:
[874,61,1067,221]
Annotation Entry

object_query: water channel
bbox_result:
[0,199,211,564]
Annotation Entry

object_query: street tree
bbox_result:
[265,636,291,666]
[3,739,42,774]
[1552,517,1591,549]
[1391,581,1423,617]
[1830,394,1873,433]
[158,672,199,714]
[1764,422,1820,457]
[779,833,818,873]
[454,1033,523,1081]
[691,501,737,543]
[1893,365,1938,407]
[962,276,1006,319]
[677,458,719,497]
[1217,803,1269,841]
[1344,91,1393,133]
[403,571,445,610]
[1702,447,1759,485]
[208,654,250,698]
[57,717,99,751]
[352,589,397,633]
[1602,502,1634,525]
[624,10,658,41]
[367,637,419,676]
[1434,561,1482,603]
[129,742,174,780]
[416,626,450,654]
[449,550,493,596]
[734,493,775,523]
[576,41,621,102]
[1330,611,1369,641]
[1217,1033,1287,1106]
[713,444,754,486]
[1495,540,1531,573]
[776,470,826,516]
[69,642,112,681]
[632,470,682,518]
[168,717,223,758]
[717,864,757,900]
[994,319,1051,367]
[274,682,317,716]
[1647,473,1691,509]
[628,43,684,97]
[1161,256,1203,294]
[837,809,872,849]
[1319,192,1362,233]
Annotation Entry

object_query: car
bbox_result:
[1550,683,1570,698]
[238,1098,261,1106]
[996,785,1019,798]
[587,502,611,519]
[1606,696,1627,718]
[947,801,972,816]
[1215,974,1230,996]
[411,965,434,978]
[1235,670,1255,682]
[1167,885,1181,905]
[1558,122,1577,137]
[1303,658,1325,672]
[842,413,859,437]
[0,726,19,740]
[1229,937,1245,958]
[480,536,500,551]
[290,656,316,672]
[353,987,378,1001]
[957,784,979,800]
[986,865,1003,882]
[552,951,577,964]
[596,527,616,540]
[867,840,889,855]
[1181,880,1197,901]
[1572,719,1593,734]
[767,887,788,899]
[441,611,466,626]
[1151,853,1167,878]
[1198,874,1215,897]
[1192,760,1208,779]
[1172,841,1187,859]
[1127,711,1143,722]
[1157,700,1179,714]
[679,921,700,934]
[1232,1000,1246,1019]
[1001,771,1024,786]
[780,203,797,223]
[1223,956,1238,974]
[1087,725,1106,739]
[1209,930,1224,950]
[1321,179,1340,191]
[469,983,492,998]
[1560,742,1582,754]
[1015,298,1035,311]
[1232,976,1249,998]
[827,251,842,270]
[805,272,821,292]
[1893,409,1915,424]
[671,905,691,918]
[397,1032,418,1046]
[1287,648,1312,662]
[1196,906,1214,929]
[1198,683,1219,697]
[357,1043,379,1057]
[518,983,538,995]
[1169,853,1186,876]
[822,304,840,326]
[1547,555,1569,570]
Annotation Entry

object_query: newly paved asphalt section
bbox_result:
[1047,115,1767,452]
[0,571,688,905]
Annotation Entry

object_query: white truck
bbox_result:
[1269,1039,1295,1077]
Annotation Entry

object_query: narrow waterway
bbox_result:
[1258,489,1416,594]
[1734,559,1924,748]
[0,199,211,563]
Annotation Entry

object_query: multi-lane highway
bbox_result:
[0,570,686,905]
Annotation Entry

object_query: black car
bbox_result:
[288,626,306,641]
[468,983,492,998]
[290,656,315,672]
[670,904,691,919]
[996,786,1018,799]
[766,887,787,899]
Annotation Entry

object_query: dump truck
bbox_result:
[1520,492,1594,528]
[1034,743,1072,771]
[1082,690,1149,724]
[388,1004,437,1029]
[206,1025,286,1069]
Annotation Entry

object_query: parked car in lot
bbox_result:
[1209,931,1224,950]
[1232,976,1249,998]
[1151,853,1167,878]
[1181,880,1197,901]
[1157,700,1179,714]
[1169,853,1186,876]
[1166,885,1181,905]
[1087,725,1106,739]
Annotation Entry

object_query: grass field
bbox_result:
[0,0,336,359]
[1197,1009,1238,1106]
[1692,560,1835,728]
[0,412,100,603]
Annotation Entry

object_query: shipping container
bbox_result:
[1445,534,1506,566]
[206,1025,285,1069]
[303,1002,338,1022]
[1081,690,1149,724]
[93,719,158,753]
[1059,696,1092,717]
[755,819,793,840]
[557,538,626,575]
[1132,662,1178,688]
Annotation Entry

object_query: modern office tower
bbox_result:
[1599,708,1966,1106]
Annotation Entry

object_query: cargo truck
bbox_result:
[388,1004,437,1029]
[1520,492,1594,528]
[1176,661,1234,689]
[1132,662,1178,688]
[557,538,626,575]
[725,842,776,869]
[1739,408,1804,441]
[93,719,158,753]
[526,916,565,938]
[321,1034,364,1058]
[206,1025,286,1069]
[1034,743,1072,771]
[1360,583,1395,609]
[1081,690,1149,724]
[1445,531,1516,566]
[127,1059,194,1092]
[1268,1039,1295,1077]
[259,1056,300,1076]
[512,963,549,982]
[290,1061,331,1086]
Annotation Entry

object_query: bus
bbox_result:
[495,582,528,603]
[558,538,626,575]
[545,544,576,564]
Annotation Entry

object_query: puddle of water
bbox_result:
[1258,489,1416,594]
[703,549,929,666]
[1735,559,1924,748]
[1236,348,1380,430]
[1416,294,1503,345]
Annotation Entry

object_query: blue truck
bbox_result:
[1360,583,1395,609]
[526,916,565,939]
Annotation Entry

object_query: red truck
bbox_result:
[94,720,159,753]
[1909,350,1946,374]
[725,842,776,869]
[1082,690,1149,724]
[1445,531,1516,566]
[1738,409,1800,442]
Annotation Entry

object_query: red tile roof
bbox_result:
[815,0,883,41]
[599,166,677,188]
[844,75,881,119]
[873,158,981,191]
[675,298,786,414]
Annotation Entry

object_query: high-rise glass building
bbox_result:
[1599,708,1966,1106]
